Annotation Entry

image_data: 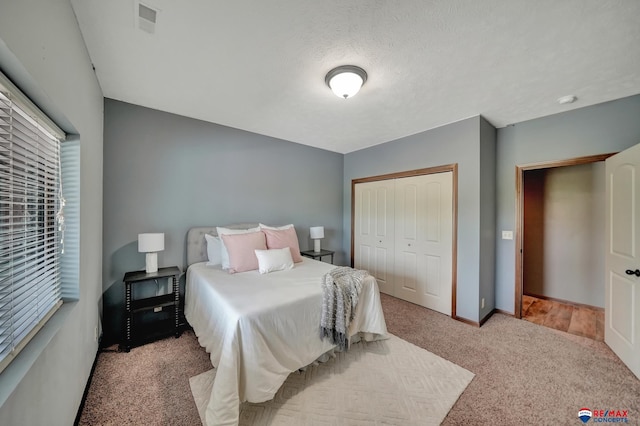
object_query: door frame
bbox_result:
[351,164,458,318]
[514,153,614,318]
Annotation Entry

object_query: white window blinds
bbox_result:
[0,75,66,374]
[60,138,80,301]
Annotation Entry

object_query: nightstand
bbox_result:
[120,266,182,352]
[300,249,335,264]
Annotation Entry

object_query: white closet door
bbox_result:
[394,172,453,315]
[354,180,395,295]
[605,142,640,379]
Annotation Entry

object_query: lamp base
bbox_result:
[313,239,321,253]
[145,252,158,273]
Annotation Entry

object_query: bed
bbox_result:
[184,225,388,426]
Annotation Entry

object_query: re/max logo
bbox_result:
[593,411,628,418]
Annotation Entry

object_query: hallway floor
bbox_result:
[522,295,604,341]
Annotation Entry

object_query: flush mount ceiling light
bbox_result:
[325,65,368,99]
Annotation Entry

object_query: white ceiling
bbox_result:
[70,0,640,154]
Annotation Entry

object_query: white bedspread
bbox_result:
[185,258,388,426]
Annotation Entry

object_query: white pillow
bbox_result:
[216,226,260,269]
[259,223,294,230]
[254,247,294,274]
[204,234,222,266]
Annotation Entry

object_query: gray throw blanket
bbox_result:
[320,266,369,351]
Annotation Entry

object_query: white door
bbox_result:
[354,180,395,295]
[394,172,453,315]
[605,143,640,379]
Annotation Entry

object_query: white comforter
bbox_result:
[185,258,388,426]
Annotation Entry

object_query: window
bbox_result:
[0,73,66,374]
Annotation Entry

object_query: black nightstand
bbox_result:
[120,266,182,352]
[300,249,335,264]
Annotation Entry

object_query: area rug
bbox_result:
[189,334,474,425]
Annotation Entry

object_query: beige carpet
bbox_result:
[190,334,474,425]
[79,294,640,425]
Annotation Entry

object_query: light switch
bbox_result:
[502,231,513,240]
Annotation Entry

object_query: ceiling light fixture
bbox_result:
[325,65,367,99]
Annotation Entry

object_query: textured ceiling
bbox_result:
[70,0,640,153]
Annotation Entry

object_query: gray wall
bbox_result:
[495,94,640,313]
[523,163,605,308]
[344,116,496,322]
[479,118,497,320]
[0,1,104,425]
[102,99,344,344]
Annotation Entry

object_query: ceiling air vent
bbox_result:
[137,2,158,34]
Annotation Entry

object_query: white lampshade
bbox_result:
[138,233,164,273]
[138,233,164,252]
[309,226,324,239]
[325,65,367,99]
[310,226,324,253]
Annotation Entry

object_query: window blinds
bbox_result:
[60,138,80,301]
[0,77,66,373]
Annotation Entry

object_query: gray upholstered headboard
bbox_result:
[186,223,260,266]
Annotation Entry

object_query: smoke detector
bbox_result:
[557,95,577,105]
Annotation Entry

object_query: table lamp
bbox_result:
[138,233,164,273]
[309,226,324,253]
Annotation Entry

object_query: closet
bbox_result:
[515,153,612,317]
[354,171,453,315]
[522,162,605,307]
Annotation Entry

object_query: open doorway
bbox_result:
[515,154,614,340]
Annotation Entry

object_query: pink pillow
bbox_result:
[220,231,267,273]
[262,227,303,263]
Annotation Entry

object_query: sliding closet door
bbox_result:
[394,172,453,315]
[354,180,395,295]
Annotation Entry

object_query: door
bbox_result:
[394,172,453,315]
[354,180,395,295]
[605,142,640,379]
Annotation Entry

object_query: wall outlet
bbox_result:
[481,298,485,309]
[502,230,513,240]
